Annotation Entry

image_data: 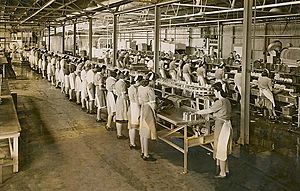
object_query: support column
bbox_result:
[240,0,253,145]
[48,26,51,51]
[217,22,223,58]
[89,18,93,60]
[263,23,268,63]
[113,14,117,67]
[54,27,57,35]
[154,5,161,74]
[62,25,65,54]
[73,22,76,56]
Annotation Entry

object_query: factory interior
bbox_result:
[1,0,300,190]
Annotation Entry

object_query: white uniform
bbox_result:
[106,76,116,115]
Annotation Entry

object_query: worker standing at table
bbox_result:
[68,61,77,101]
[215,63,228,93]
[74,61,83,105]
[114,71,129,139]
[105,70,117,131]
[128,75,143,149]
[194,82,232,178]
[80,61,89,111]
[196,61,207,86]
[94,65,107,122]
[258,69,277,119]
[169,57,177,80]
[86,63,96,114]
[182,60,192,83]
[138,74,157,161]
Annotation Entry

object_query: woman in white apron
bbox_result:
[50,55,56,85]
[59,58,65,93]
[182,62,192,83]
[80,62,89,110]
[55,56,61,88]
[47,55,52,82]
[64,60,70,97]
[114,72,129,139]
[86,64,96,114]
[258,69,277,118]
[94,65,107,122]
[68,62,76,101]
[197,61,207,86]
[41,53,47,79]
[127,75,143,149]
[105,70,117,131]
[75,62,83,105]
[138,77,157,161]
[169,57,177,80]
[195,82,232,178]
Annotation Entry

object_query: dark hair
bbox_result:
[101,65,106,71]
[140,79,150,87]
[212,82,227,98]
[262,69,269,77]
[109,70,117,78]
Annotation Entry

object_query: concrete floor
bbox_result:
[1,63,300,191]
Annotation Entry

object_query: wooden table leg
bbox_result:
[12,136,18,172]
[183,125,188,174]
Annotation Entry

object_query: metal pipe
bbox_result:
[73,22,76,56]
[172,3,231,10]
[20,0,55,24]
[162,1,300,21]
[89,18,93,59]
[115,0,180,15]
[113,14,117,67]
[48,26,51,51]
[240,0,253,145]
[62,25,65,53]
[160,13,300,27]
[154,5,160,74]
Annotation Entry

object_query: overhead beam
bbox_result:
[3,5,96,12]
[20,0,56,24]
[93,0,115,12]
[39,0,77,20]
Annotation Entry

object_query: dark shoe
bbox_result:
[96,119,103,123]
[105,125,112,131]
[140,153,144,159]
[142,155,157,161]
[129,145,139,150]
[214,174,226,179]
[117,135,128,140]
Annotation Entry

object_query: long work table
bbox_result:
[0,79,21,174]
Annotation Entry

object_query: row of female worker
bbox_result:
[28,48,157,162]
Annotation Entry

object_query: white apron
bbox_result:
[129,102,140,126]
[183,73,191,83]
[69,73,76,90]
[260,89,275,107]
[139,102,157,140]
[197,76,206,86]
[216,120,232,161]
[116,94,128,121]
[75,76,81,92]
[106,91,116,115]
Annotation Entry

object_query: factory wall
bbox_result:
[222,22,300,61]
